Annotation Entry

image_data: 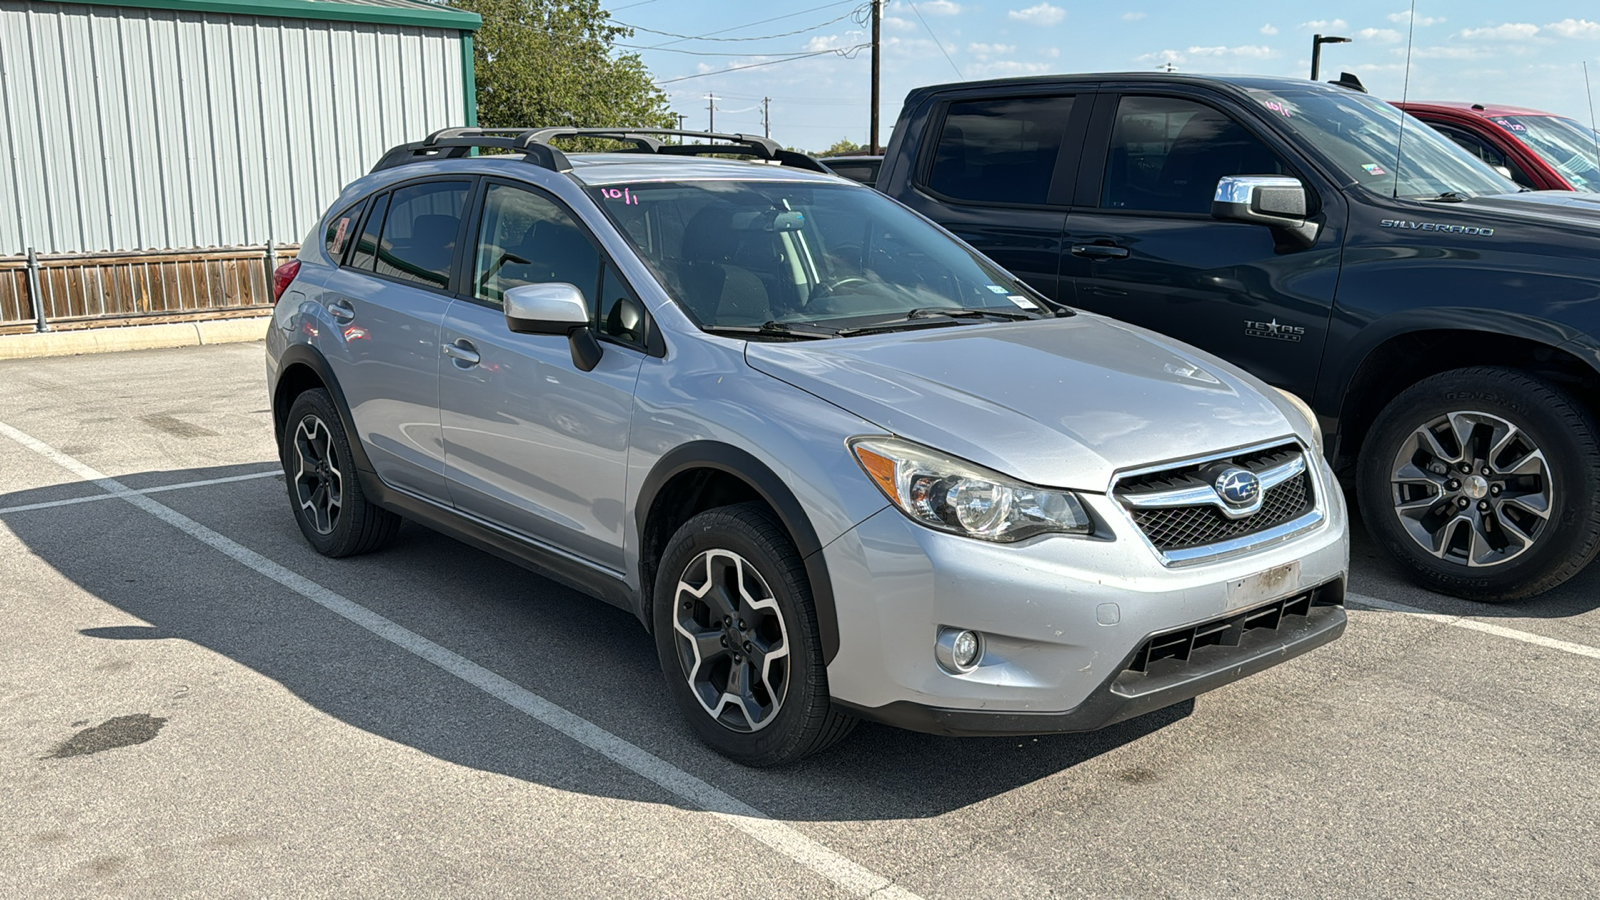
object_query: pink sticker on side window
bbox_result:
[331,217,350,254]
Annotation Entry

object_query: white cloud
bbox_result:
[1135,48,1186,65]
[1389,11,1445,26]
[1300,19,1348,31]
[919,0,963,15]
[1545,18,1600,38]
[1008,3,1065,26]
[1260,24,1279,36]
[1357,28,1403,43]
[882,15,915,32]
[1408,45,1490,59]
[1458,23,1540,40]
[1188,44,1276,58]
[803,33,860,52]
[966,42,1017,57]
[972,59,1053,76]
[1122,12,1146,21]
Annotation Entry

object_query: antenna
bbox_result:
[1585,62,1600,176]
[1392,0,1418,199]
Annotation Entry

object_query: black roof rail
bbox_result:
[370,127,829,175]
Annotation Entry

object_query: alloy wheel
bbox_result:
[1388,410,1553,567]
[671,549,791,733]
[292,415,343,535]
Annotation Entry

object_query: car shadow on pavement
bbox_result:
[7,463,1194,821]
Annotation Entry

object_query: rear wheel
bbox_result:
[281,389,401,557]
[1357,366,1600,601]
[653,503,855,766]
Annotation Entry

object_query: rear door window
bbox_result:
[924,95,1076,205]
[375,181,472,290]
[1100,95,1288,214]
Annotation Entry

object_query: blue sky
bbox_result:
[610,1,1600,151]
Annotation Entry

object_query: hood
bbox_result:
[744,316,1296,493]
[1464,191,1600,228]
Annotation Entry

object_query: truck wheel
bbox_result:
[1357,366,1600,601]
[281,389,401,557]
[653,503,856,766]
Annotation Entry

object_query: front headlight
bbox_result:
[849,437,1092,542]
[1273,387,1324,456]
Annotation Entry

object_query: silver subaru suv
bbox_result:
[265,128,1349,765]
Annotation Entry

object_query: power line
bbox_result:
[614,8,861,44]
[905,1,962,78]
[654,43,871,86]
[641,1,858,48]
[618,42,858,58]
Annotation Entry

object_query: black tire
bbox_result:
[280,388,401,558]
[1357,366,1600,601]
[653,502,856,766]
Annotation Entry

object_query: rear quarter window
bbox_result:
[323,200,365,266]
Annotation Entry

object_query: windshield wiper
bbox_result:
[904,306,1038,321]
[1421,191,1469,203]
[701,321,839,340]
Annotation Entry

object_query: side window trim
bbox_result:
[913,92,1082,209]
[1080,90,1308,218]
[359,175,477,296]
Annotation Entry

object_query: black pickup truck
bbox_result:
[879,72,1600,601]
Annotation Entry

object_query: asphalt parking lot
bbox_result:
[3,341,1599,898]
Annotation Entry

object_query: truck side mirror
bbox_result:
[1211,176,1319,249]
[504,283,604,372]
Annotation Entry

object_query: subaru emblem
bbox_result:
[1213,467,1261,508]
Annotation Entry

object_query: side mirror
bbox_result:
[504,283,603,372]
[1211,176,1319,249]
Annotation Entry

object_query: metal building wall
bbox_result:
[0,2,466,256]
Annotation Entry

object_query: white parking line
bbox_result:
[0,421,922,900]
[1348,591,1600,662]
[0,470,281,514]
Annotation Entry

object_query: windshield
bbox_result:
[587,180,1049,335]
[1491,115,1600,192]
[1244,88,1520,199]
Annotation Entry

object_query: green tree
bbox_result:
[451,0,675,131]
[817,138,867,157]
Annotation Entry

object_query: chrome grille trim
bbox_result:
[1111,438,1327,566]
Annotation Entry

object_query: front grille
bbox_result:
[1117,443,1316,554]
[1124,582,1342,675]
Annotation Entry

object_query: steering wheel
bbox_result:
[810,276,873,299]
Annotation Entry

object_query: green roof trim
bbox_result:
[46,0,481,30]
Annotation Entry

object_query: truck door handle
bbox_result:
[1070,243,1130,260]
[442,339,481,367]
[327,299,356,322]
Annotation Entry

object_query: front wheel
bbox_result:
[1357,366,1600,601]
[653,503,855,766]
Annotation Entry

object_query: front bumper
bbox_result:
[820,455,1350,735]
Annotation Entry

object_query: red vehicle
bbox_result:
[1396,101,1600,192]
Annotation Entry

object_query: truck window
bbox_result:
[925,96,1075,205]
[1430,123,1532,188]
[1101,96,1287,215]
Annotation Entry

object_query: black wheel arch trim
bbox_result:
[637,441,841,663]
[271,343,379,478]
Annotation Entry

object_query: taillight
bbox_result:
[272,260,302,304]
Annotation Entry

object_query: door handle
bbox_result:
[327,299,356,322]
[442,339,481,367]
[1070,244,1131,260]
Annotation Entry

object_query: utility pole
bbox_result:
[675,113,687,133]
[707,94,716,132]
[870,0,881,153]
[763,97,771,139]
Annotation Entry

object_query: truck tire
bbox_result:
[654,502,856,766]
[1357,366,1600,601]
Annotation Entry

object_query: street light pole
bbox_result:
[870,0,881,154]
[1310,34,1352,81]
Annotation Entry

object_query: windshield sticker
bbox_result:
[1005,294,1041,310]
[1361,163,1387,176]
[601,187,640,205]
[985,284,1010,294]
[1261,99,1294,118]
[1492,118,1527,132]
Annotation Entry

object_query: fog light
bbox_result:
[935,627,985,674]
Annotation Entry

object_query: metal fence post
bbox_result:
[25,247,49,333]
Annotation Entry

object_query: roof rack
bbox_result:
[370,127,830,175]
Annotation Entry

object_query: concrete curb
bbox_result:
[0,316,271,360]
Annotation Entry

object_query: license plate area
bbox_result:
[1226,560,1300,609]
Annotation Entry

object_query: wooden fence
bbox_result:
[0,245,299,335]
